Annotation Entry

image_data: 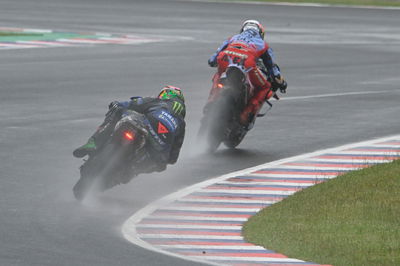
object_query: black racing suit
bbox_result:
[94,96,186,176]
[120,96,186,166]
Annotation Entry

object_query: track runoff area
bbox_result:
[123,135,400,266]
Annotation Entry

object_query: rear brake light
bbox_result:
[217,83,224,88]
[123,131,135,141]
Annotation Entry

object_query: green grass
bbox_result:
[234,0,400,7]
[243,159,400,266]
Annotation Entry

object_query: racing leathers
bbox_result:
[73,97,186,177]
[207,28,287,125]
[121,97,186,166]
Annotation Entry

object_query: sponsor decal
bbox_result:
[224,50,248,59]
[144,119,165,146]
[158,122,169,134]
[172,102,184,116]
[158,110,178,131]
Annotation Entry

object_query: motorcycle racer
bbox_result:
[73,85,186,175]
[207,19,287,126]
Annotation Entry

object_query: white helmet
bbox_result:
[240,19,265,39]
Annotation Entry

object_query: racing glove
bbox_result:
[272,75,287,93]
[108,101,121,110]
[208,58,217,67]
[106,101,123,117]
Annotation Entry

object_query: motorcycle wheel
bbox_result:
[224,126,247,149]
[73,142,120,201]
[199,94,234,153]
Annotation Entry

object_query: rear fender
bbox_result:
[113,111,148,151]
[225,66,249,107]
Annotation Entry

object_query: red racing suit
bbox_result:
[208,29,281,124]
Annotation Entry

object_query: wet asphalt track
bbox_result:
[0,0,399,265]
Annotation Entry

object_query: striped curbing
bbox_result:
[0,27,170,50]
[122,135,400,266]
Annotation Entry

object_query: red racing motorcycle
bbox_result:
[199,60,281,152]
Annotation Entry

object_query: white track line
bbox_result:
[185,0,400,10]
[280,90,400,101]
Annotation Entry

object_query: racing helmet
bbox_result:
[240,19,265,39]
[158,85,185,102]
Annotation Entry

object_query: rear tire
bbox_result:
[200,67,247,152]
[199,93,235,153]
[73,143,119,201]
[198,112,222,153]
[73,170,95,201]
[224,125,247,149]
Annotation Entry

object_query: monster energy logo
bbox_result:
[172,102,184,115]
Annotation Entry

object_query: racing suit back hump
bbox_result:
[126,97,186,164]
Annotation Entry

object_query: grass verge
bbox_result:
[235,0,400,7]
[243,159,400,266]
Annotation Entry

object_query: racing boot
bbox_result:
[239,89,274,127]
[240,100,258,127]
[73,106,123,158]
[73,137,97,158]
